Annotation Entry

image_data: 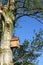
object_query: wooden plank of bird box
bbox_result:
[10,37,20,48]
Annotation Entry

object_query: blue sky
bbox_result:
[14,16,43,65]
[14,16,43,44]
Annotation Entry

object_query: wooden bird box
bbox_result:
[10,37,20,48]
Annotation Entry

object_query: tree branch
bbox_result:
[15,11,43,24]
[15,11,39,21]
[33,17,43,24]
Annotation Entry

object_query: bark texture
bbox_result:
[0,9,14,65]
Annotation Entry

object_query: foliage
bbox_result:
[13,0,43,24]
[11,30,43,65]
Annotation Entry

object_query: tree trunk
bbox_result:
[0,0,16,65]
[0,10,14,65]
[1,28,13,65]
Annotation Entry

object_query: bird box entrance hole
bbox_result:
[10,37,20,48]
